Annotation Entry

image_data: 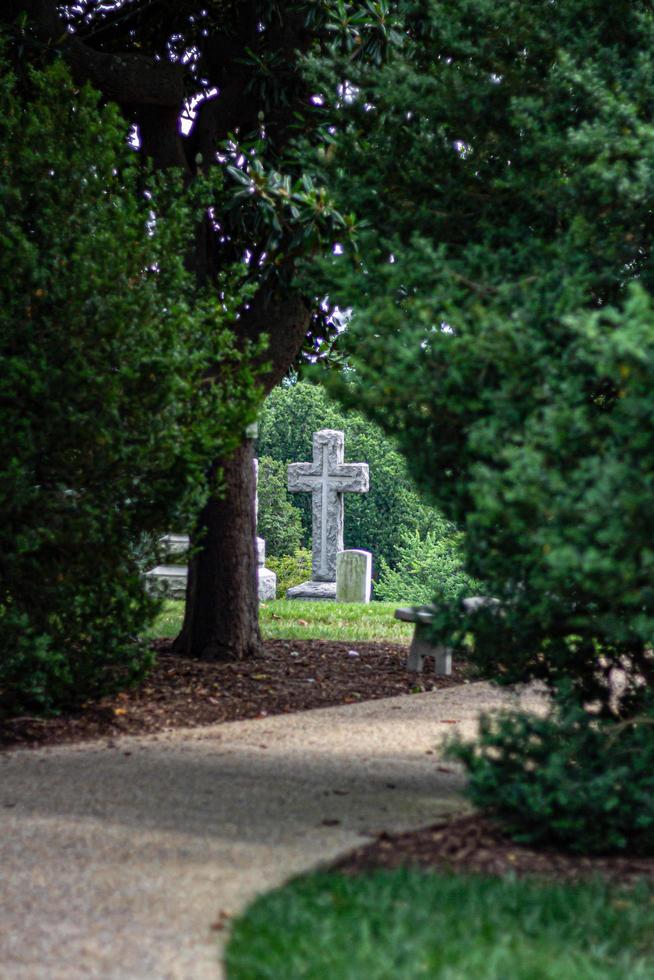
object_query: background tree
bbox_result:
[3,0,398,661]
[0,54,256,714]
[305,0,654,716]
[374,526,479,605]
[256,456,304,559]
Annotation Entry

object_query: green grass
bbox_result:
[148,599,412,643]
[225,870,654,980]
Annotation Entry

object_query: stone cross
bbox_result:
[288,429,369,582]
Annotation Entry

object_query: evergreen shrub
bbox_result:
[0,55,256,714]
[302,0,654,850]
[374,525,480,604]
[265,549,313,597]
[308,0,654,716]
[256,456,304,558]
[446,690,654,855]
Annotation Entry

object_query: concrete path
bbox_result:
[0,682,544,980]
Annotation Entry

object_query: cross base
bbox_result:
[286,580,337,602]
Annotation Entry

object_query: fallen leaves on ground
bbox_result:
[332,813,654,887]
[0,639,472,751]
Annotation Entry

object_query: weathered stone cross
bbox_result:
[288,429,369,582]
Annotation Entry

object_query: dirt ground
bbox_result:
[0,638,472,750]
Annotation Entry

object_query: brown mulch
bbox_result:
[333,812,654,887]
[0,638,471,751]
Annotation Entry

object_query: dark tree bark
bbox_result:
[173,440,261,660]
[174,290,311,659]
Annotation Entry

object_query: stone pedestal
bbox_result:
[336,549,372,603]
[146,532,277,602]
[158,533,189,556]
[285,580,337,601]
[144,564,188,600]
[257,536,277,601]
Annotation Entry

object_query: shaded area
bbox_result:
[333,813,654,886]
[0,688,474,978]
[0,640,473,750]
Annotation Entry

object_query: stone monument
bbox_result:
[286,429,369,600]
[253,458,277,601]
[145,458,276,601]
[336,549,372,603]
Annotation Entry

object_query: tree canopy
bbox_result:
[308,0,654,714]
[3,0,399,660]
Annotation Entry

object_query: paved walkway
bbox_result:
[0,682,544,980]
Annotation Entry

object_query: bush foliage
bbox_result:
[0,56,256,714]
[307,0,654,716]
[256,456,304,559]
[447,691,654,855]
[374,524,479,605]
[265,549,313,598]
[301,1,654,848]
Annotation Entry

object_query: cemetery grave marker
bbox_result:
[336,549,372,603]
[287,429,369,600]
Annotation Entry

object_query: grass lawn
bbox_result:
[225,870,654,979]
[149,599,413,643]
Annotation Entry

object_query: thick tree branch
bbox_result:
[66,38,184,108]
[187,81,260,168]
[136,104,190,172]
[237,288,312,394]
[6,1,184,108]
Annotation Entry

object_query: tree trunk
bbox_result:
[174,292,311,661]
[172,439,261,660]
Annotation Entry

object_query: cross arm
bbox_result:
[332,464,369,493]
[288,462,320,493]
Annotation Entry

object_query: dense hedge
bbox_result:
[447,690,654,855]
[256,456,304,559]
[0,55,256,714]
[307,0,654,717]
[300,0,654,851]
[375,526,479,605]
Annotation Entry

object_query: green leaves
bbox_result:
[223,147,354,276]
[306,0,654,715]
[0,52,258,715]
[446,688,654,855]
[374,526,480,604]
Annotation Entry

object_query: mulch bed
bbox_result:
[0,638,471,751]
[333,812,654,887]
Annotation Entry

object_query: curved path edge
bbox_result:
[0,681,546,979]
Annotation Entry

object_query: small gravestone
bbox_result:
[336,550,372,603]
[286,429,369,600]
